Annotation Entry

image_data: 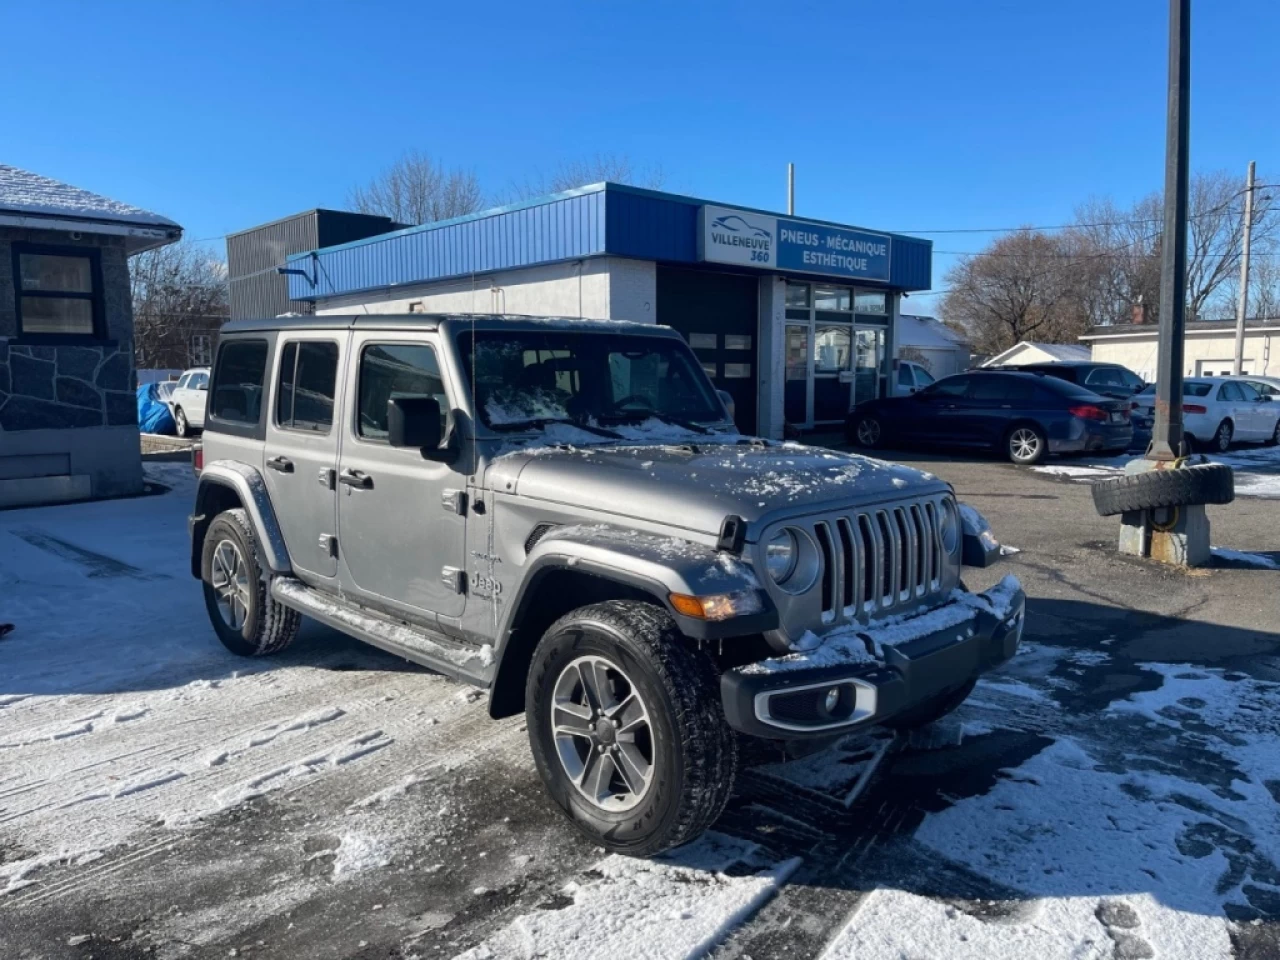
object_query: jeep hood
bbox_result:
[485,441,947,538]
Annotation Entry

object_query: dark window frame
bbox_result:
[12,242,108,342]
[353,340,448,446]
[206,337,271,439]
[273,339,340,435]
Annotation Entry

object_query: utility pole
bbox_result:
[1232,160,1256,376]
[787,163,795,216]
[1148,0,1191,461]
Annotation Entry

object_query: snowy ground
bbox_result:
[1032,443,1280,498]
[2,462,1279,959]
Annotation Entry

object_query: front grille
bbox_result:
[810,499,944,623]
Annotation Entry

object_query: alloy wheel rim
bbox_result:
[210,538,251,630]
[1218,425,1231,450]
[858,419,880,445]
[1011,429,1040,461]
[550,654,654,812]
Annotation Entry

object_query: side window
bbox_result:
[176,374,191,390]
[1086,367,1124,387]
[357,343,447,441]
[276,341,339,433]
[1121,369,1145,389]
[209,340,269,424]
[926,375,972,398]
[898,365,914,387]
[1219,382,1243,402]
[915,367,936,387]
[1238,382,1262,402]
[191,373,208,390]
[969,376,1011,402]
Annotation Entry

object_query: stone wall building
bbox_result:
[0,165,182,507]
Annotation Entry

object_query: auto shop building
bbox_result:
[263,183,933,438]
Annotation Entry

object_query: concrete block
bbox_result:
[0,474,92,508]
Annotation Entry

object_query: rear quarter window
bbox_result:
[209,339,269,425]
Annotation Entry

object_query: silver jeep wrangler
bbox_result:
[190,314,1024,855]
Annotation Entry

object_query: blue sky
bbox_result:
[3,0,1276,296]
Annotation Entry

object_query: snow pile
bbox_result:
[742,575,1023,674]
[456,833,799,960]
[1032,445,1280,499]
[0,163,179,226]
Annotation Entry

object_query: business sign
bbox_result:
[698,204,891,283]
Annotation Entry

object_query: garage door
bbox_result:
[656,266,759,434]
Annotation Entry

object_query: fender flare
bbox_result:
[192,461,292,576]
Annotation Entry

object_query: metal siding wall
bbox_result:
[227,213,320,319]
[604,189,700,262]
[889,236,933,291]
[290,192,607,301]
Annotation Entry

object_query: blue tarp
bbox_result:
[137,383,175,435]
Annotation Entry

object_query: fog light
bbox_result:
[824,687,840,712]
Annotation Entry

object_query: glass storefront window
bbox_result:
[854,329,884,406]
[814,325,852,372]
[854,290,887,315]
[785,326,809,380]
[814,286,852,311]
[785,282,810,308]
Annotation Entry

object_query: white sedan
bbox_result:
[167,367,210,437]
[1131,377,1280,452]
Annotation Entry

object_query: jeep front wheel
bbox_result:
[525,600,737,856]
[201,508,301,657]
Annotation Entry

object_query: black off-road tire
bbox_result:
[525,600,737,857]
[887,678,978,731]
[1090,462,1235,517]
[201,508,301,657]
[174,406,189,438]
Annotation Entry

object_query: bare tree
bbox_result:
[500,154,666,203]
[130,240,229,370]
[940,231,1084,355]
[1185,170,1276,320]
[1062,195,1161,327]
[347,150,484,225]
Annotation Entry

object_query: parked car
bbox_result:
[994,361,1146,401]
[189,314,1025,856]
[1240,375,1280,400]
[1130,377,1280,451]
[896,360,936,394]
[167,367,210,437]
[848,370,1132,465]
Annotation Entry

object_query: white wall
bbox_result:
[1088,330,1280,380]
[756,276,787,439]
[314,258,656,323]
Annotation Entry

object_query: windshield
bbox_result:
[457,330,725,429]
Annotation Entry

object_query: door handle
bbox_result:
[266,456,294,473]
[338,469,373,490]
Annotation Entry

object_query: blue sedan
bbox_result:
[846,370,1133,465]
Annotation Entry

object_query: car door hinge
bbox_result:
[441,566,466,594]
[318,533,338,558]
[441,488,468,515]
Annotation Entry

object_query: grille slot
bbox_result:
[795,497,947,624]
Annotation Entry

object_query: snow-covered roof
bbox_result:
[897,314,969,350]
[0,164,180,230]
[982,341,1092,366]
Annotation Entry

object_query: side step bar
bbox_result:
[271,577,492,686]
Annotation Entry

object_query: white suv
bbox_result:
[168,367,210,437]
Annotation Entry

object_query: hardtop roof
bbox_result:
[218,314,684,338]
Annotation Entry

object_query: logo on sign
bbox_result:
[708,213,773,264]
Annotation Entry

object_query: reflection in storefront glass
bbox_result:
[785,326,808,380]
[855,328,884,405]
[785,282,810,308]
[815,325,852,372]
[854,290,887,315]
[814,286,852,311]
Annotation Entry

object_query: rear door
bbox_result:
[1217,382,1255,438]
[337,331,467,620]
[263,336,345,582]
[1234,381,1268,439]
[958,374,1018,444]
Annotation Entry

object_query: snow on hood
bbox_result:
[485,423,947,536]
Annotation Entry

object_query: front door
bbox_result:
[337,332,466,620]
[186,371,209,425]
[263,335,344,581]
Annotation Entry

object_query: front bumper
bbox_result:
[721,581,1026,739]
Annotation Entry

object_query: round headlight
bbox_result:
[939,499,961,554]
[765,529,798,583]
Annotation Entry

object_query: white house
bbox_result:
[895,313,971,379]
[982,341,1092,368]
[1080,318,1280,381]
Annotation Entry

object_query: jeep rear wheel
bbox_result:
[525,600,737,856]
[201,508,301,657]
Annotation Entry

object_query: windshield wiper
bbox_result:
[489,417,622,439]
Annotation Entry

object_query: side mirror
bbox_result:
[388,396,452,460]
[197,382,209,392]
[716,389,736,423]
